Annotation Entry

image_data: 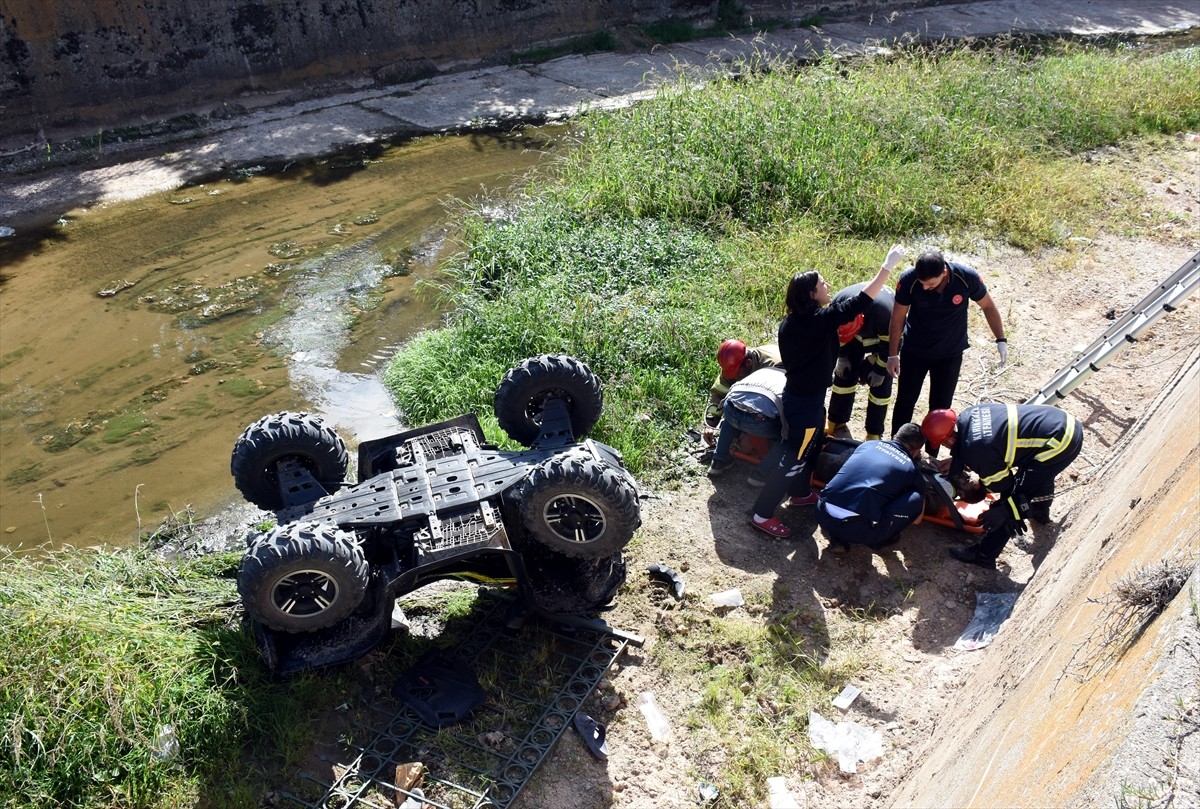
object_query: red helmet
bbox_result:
[837,314,864,345]
[717,339,748,377]
[921,409,958,449]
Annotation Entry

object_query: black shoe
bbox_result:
[1027,501,1052,524]
[949,544,997,570]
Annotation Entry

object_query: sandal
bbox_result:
[573,710,609,760]
[751,517,792,538]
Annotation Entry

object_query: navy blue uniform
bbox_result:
[829,283,894,436]
[890,261,989,437]
[948,403,1084,558]
[816,438,925,547]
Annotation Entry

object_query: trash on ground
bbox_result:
[697,781,719,802]
[832,684,861,710]
[390,602,410,630]
[808,710,884,774]
[392,652,487,727]
[709,588,745,608]
[151,723,179,761]
[954,591,1019,650]
[648,563,686,599]
[573,711,609,760]
[0,226,15,238]
[767,776,802,808]
[393,761,425,808]
[636,691,672,741]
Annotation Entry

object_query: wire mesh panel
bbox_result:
[282,591,640,809]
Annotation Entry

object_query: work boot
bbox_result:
[707,458,733,478]
[1027,500,1052,524]
[949,544,997,570]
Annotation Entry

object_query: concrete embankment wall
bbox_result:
[0,0,719,140]
[891,349,1200,808]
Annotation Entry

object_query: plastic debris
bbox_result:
[697,781,719,802]
[808,710,884,774]
[709,588,744,608]
[648,563,686,599]
[831,684,861,711]
[636,691,671,741]
[767,776,802,808]
[954,591,1018,651]
[151,724,179,761]
[0,226,15,238]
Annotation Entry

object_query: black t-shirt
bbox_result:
[893,261,987,359]
[780,291,872,395]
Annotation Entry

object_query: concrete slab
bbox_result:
[361,67,607,130]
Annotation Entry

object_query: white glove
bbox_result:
[834,355,852,379]
[882,244,906,271]
[867,369,887,388]
[996,340,1009,366]
[887,355,901,378]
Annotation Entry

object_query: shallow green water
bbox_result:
[0,129,555,548]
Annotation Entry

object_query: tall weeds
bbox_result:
[386,44,1199,476]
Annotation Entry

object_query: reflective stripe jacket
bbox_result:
[947,403,1080,496]
[704,344,782,427]
[832,282,894,369]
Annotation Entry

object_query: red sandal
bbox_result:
[750,517,792,539]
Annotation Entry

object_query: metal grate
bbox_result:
[282,591,641,809]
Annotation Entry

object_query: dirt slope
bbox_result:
[516,135,1200,808]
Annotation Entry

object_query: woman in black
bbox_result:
[750,246,905,538]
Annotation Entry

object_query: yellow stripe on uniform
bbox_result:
[1004,403,1019,467]
[1035,413,1077,462]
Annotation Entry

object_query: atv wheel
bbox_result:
[494,354,603,447]
[238,521,368,633]
[518,455,640,559]
[231,412,348,511]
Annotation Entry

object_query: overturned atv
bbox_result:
[230,354,641,673]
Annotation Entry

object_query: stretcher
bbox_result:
[730,434,993,534]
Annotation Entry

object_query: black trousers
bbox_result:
[890,350,963,443]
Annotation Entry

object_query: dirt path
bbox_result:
[517,135,1200,808]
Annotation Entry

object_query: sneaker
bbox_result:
[707,458,733,477]
[787,492,819,507]
[949,544,997,570]
[746,473,767,487]
[751,516,792,539]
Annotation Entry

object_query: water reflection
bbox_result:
[0,129,554,549]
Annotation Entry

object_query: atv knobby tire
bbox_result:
[231,412,348,511]
[494,354,603,447]
[238,521,368,633]
[518,454,639,558]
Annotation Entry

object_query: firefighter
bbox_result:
[701,339,781,447]
[922,403,1084,569]
[816,422,926,552]
[887,251,1007,448]
[827,283,895,440]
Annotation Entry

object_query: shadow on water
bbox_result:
[0,128,558,550]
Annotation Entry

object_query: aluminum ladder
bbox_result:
[1026,250,1200,406]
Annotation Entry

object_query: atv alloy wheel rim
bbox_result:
[271,568,341,618]
[541,492,608,545]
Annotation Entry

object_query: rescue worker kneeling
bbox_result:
[816,423,926,552]
[922,403,1084,569]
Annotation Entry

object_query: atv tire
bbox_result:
[238,521,368,633]
[494,354,603,447]
[518,454,639,559]
[231,412,348,511]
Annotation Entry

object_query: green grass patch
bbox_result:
[383,43,1198,477]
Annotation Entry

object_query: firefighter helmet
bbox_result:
[717,340,748,377]
[837,314,864,345]
[921,409,958,449]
